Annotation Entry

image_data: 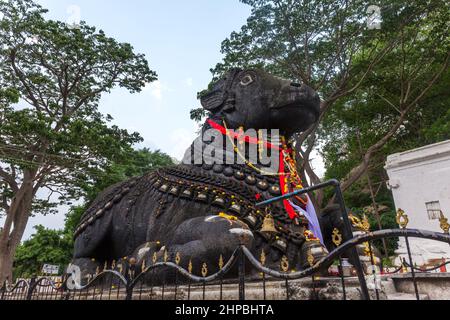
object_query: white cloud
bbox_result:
[143,80,172,102]
[309,149,326,179]
[168,123,198,161]
[185,77,193,87]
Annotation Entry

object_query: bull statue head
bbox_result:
[200,68,321,136]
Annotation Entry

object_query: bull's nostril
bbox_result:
[290,82,302,87]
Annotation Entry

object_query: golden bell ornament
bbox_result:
[260,214,277,234]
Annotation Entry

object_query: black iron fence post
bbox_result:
[404,235,420,300]
[238,245,245,301]
[397,209,420,300]
[125,262,134,301]
[332,181,370,300]
[0,281,5,300]
[255,179,370,300]
[367,241,380,300]
[338,258,347,300]
[26,277,36,300]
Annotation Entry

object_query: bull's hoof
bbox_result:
[300,240,329,270]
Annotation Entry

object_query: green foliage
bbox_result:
[13,225,72,278]
[0,0,157,215]
[0,0,157,282]
[189,108,208,123]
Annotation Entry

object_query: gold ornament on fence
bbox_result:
[111,260,116,269]
[307,249,315,267]
[118,264,123,274]
[401,260,408,273]
[439,211,450,234]
[141,260,146,272]
[396,209,409,229]
[95,266,100,276]
[188,260,193,274]
[260,250,266,266]
[201,263,208,277]
[363,242,371,257]
[362,215,370,232]
[218,255,224,270]
[280,256,289,272]
[175,252,181,265]
[152,252,157,264]
[164,250,169,263]
[349,214,363,230]
[332,228,342,247]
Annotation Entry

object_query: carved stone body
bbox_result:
[72,69,329,279]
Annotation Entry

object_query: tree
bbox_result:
[319,48,449,257]
[0,0,157,283]
[13,225,71,279]
[12,148,174,279]
[193,0,448,209]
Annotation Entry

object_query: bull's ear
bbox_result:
[200,68,241,111]
[200,89,225,111]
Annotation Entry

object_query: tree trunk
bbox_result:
[0,176,34,285]
[0,244,14,285]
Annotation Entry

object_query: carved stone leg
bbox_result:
[131,215,255,285]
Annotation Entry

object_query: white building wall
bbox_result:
[385,140,450,265]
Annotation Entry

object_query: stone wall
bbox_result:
[385,140,450,264]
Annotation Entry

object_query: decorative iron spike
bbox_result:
[218,255,224,270]
[362,215,370,232]
[307,249,315,267]
[396,209,409,229]
[363,242,371,256]
[201,263,208,277]
[401,260,408,273]
[104,261,108,271]
[439,211,450,234]
[95,266,100,275]
[332,228,343,247]
[260,249,266,266]
[111,260,116,269]
[175,252,181,265]
[164,250,169,263]
[141,260,146,272]
[280,256,289,272]
[188,260,193,274]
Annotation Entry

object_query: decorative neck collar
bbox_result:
[207,118,302,220]
[207,119,287,151]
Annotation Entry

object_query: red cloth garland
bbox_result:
[207,119,298,220]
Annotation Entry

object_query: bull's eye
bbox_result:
[240,75,254,86]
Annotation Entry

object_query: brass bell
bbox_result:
[260,214,277,234]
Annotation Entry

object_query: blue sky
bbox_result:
[15,1,323,239]
[38,0,252,160]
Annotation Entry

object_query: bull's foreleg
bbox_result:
[130,215,254,284]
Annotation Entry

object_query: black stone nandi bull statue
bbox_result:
[72,68,345,282]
